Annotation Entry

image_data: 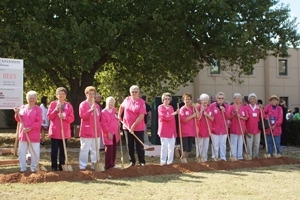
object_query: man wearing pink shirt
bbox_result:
[14,91,43,172]
[47,87,74,171]
[209,92,229,161]
[118,85,147,167]
[264,95,283,157]
[229,93,249,160]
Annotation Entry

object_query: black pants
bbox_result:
[51,138,67,170]
[124,130,145,165]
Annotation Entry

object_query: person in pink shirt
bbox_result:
[14,91,42,172]
[196,93,214,162]
[179,93,198,162]
[245,93,262,158]
[118,85,146,167]
[157,93,178,165]
[47,87,74,171]
[209,92,229,161]
[263,95,283,157]
[101,96,120,169]
[229,93,249,160]
[78,86,101,170]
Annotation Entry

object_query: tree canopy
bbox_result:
[1,0,299,124]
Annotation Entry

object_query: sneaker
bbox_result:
[113,166,119,169]
[140,163,145,166]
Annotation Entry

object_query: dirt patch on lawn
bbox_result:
[0,157,298,184]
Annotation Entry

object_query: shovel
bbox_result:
[120,121,155,151]
[266,115,280,158]
[204,115,219,161]
[17,113,47,172]
[92,104,105,172]
[14,122,20,156]
[193,107,205,163]
[237,115,252,160]
[177,103,187,163]
[260,109,271,158]
[221,111,237,161]
[59,115,73,171]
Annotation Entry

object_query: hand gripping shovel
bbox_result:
[194,107,205,163]
[120,121,155,151]
[260,109,271,158]
[266,115,280,158]
[17,113,47,172]
[221,110,237,161]
[59,111,73,171]
[177,103,187,163]
[237,114,252,160]
[92,103,105,172]
[204,115,219,161]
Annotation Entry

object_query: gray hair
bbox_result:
[233,93,242,98]
[106,96,116,106]
[216,92,226,99]
[26,90,38,100]
[161,92,172,102]
[248,93,257,101]
[129,85,140,93]
[199,93,210,101]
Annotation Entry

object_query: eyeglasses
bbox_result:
[131,91,138,93]
[218,98,224,100]
[164,98,171,101]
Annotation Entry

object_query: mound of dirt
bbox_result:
[0,157,298,184]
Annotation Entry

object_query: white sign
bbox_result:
[0,58,23,109]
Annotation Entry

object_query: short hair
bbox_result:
[106,96,116,106]
[161,93,172,102]
[216,92,225,99]
[84,86,96,94]
[257,99,263,104]
[56,87,67,95]
[129,85,140,93]
[41,96,48,104]
[294,107,299,113]
[182,93,192,100]
[248,93,257,101]
[233,93,242,98]
[199,93,210,101]
[26,91,38,100]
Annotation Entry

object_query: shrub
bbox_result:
[3,110,17,129]
[286,120,300,146]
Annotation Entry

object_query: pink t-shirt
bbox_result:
[79,100,101,138]
[229,104,248,135]
[101,108,120,145]
[121,97,146,131]
[196,105,212,138]
[245,104,261,134]
[209,102,229,135]
[157,104,177,138]
[179,105,196,137]
[263,104,283,136]
[14,105,43,143]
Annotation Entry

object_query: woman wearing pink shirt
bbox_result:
[78,86,101,170]
[101,96,120,169]
[157,93,178,165]
[47,87,74,171]
[229,93,248,160]
[245,93,261,158]
[209,92,229,161]
[196,93,214,161]
[263,95,283,157]
[14,91,42,172]
[118,85,146,167]
[179,93,198,162]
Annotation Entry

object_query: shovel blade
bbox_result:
[180,157,187,163]
[243,153,252,160]
[264,154,271,158]
[94,163,105,172]
[39,164,47,171]
[274,153,281,158]
[229,157,237,161]
[62,164,73,171]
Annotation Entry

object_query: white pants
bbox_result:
[144,123,151,145]
[160,137,175,165]
[18,141,40,172]
[195,137,209,161]
[230,134,243,159]
[79,137,100,169]
[211,134,227,160]
[246,133,261,158]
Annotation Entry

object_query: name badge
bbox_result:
[185,111,189,116]
[166,111,169,116]
[209,112,212,116]
[214,109,217,114]
[270,117,276,125]
[134,104,139,109]
[242,111,245,116]
[252,113,257,117]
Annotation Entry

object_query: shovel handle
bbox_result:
[260,108,269,153]
[205,115,217,157]
[93,103,100,163]
[120,121,146,149]
[221,110,234,155]
[237,114,249,154]
[266,115,278,154]
[193,106,202,159]
[177,104,184,157]
[59,113,69,164]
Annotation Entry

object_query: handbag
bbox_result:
[258,119,269,130]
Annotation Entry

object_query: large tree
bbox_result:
[1,0,299,124]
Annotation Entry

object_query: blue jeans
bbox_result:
[266,134,281,156]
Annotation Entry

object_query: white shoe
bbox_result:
[113,166,118,169]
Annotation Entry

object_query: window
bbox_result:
[244,68,254,76]
[210,59,220,74]
[279,96,288,108]
[278,59,288,76]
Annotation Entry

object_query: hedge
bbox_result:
[286,120,300,146]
